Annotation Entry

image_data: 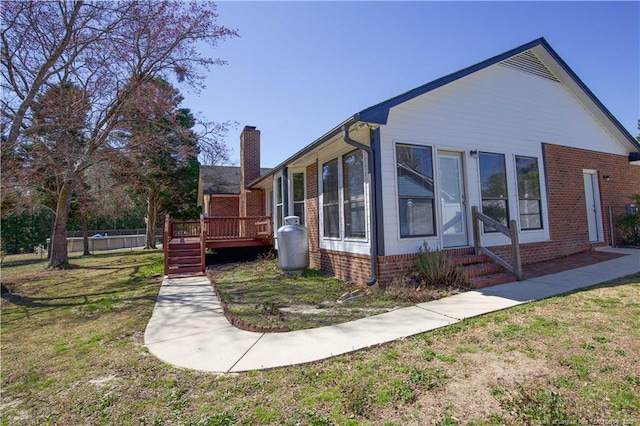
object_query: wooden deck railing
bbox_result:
[471,206,523,281]
[171,220,200,238]
[203,216,272,240]
[164,215,274,242]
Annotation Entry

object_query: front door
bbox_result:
[583,171,602,242]
[438,151,468,247]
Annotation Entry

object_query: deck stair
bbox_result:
[446,247,517,289]
[166,239,203,277]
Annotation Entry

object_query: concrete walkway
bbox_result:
[144,248,640,373]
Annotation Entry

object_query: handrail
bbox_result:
[199,214,206,274]
[163,214,170,275]
[471,206,523,281]
[203,216,272,240]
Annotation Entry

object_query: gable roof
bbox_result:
[357,37,637,150]
[250,37,639,187]
[201,165,272,195]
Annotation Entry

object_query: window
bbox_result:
[396,144,435,237]
[343,150,366,239]
[322,159,340,238]
[275,176,283,230]
[479,152,508,232]
[292,172,305,225]
[516,156,542,230]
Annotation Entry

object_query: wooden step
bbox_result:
[167,264,203,275]
[168,256,202,265]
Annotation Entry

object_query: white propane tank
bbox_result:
[277,216,309,275]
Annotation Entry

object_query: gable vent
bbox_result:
[499,51,559,82]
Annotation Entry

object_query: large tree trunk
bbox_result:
[48,181,75,268]
[145,186,159,249]
[81,213,91,256]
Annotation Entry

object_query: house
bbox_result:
[197,126,271,219]
[181,37,640,285]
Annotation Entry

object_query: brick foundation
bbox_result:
[308,144,640,286]
[467,144,640,266]
[318,249,372,284]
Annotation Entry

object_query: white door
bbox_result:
[438,151,468,247]
[583,171,602,242]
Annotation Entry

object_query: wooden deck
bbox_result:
[163,215,273,276]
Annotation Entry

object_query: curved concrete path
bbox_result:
[144,248,640,373]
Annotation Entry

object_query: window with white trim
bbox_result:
[321,150,367,242]
[292,172,305,225]
[322,159,340,238]
[343,150,366,240]
[516,156,542,230]
[479,152,509,232]
[396,143,435,238]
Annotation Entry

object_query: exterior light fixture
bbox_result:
[470,150,478,158]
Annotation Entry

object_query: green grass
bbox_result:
[209,258,408,330]
[2,251,639,425]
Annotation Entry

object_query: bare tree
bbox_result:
[1,1,237,268]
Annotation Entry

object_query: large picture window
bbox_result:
[396,144,435,238]
[343,150,366,239]
[516,156,542,230]
[292,172,305,225]
[479,152,508,232]
[322,159,340,238]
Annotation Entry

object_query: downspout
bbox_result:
[342,124,378,286]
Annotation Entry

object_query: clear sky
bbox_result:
[182,1,639,168]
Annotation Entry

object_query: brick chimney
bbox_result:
[240,126,261,189]
[239,126,264,217]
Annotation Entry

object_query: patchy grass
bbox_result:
[207,259,411,330]
[2,251,639,425]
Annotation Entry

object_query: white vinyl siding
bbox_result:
[377,61,606,254]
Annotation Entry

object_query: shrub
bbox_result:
[616,194,640,247]
[381,244,469,303]
[415,243,469,288]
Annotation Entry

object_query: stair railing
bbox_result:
[163,214,171,276]
[199,213,206,274]
[471,206,523,281]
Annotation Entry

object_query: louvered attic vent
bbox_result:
[499,51,559,82]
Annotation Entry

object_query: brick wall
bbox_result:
[240,126,261,217]
[319,249,372,284]
[209,196,239,217]
[306,161,320,269]
[244,189,265,217]
[377,253,419,284]
[488,144,640,264]
[240,126,261,188]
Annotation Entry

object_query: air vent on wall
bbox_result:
[499,51,559,82]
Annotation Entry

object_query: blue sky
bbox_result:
[183,1,639,167]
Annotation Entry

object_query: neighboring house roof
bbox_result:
[201,165,272,195]
[250,37,639,187]
[397,163,435,198]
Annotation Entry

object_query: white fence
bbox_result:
[46,235,148,253]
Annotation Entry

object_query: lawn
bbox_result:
[207,259,411,331]
[1,250,639,425]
